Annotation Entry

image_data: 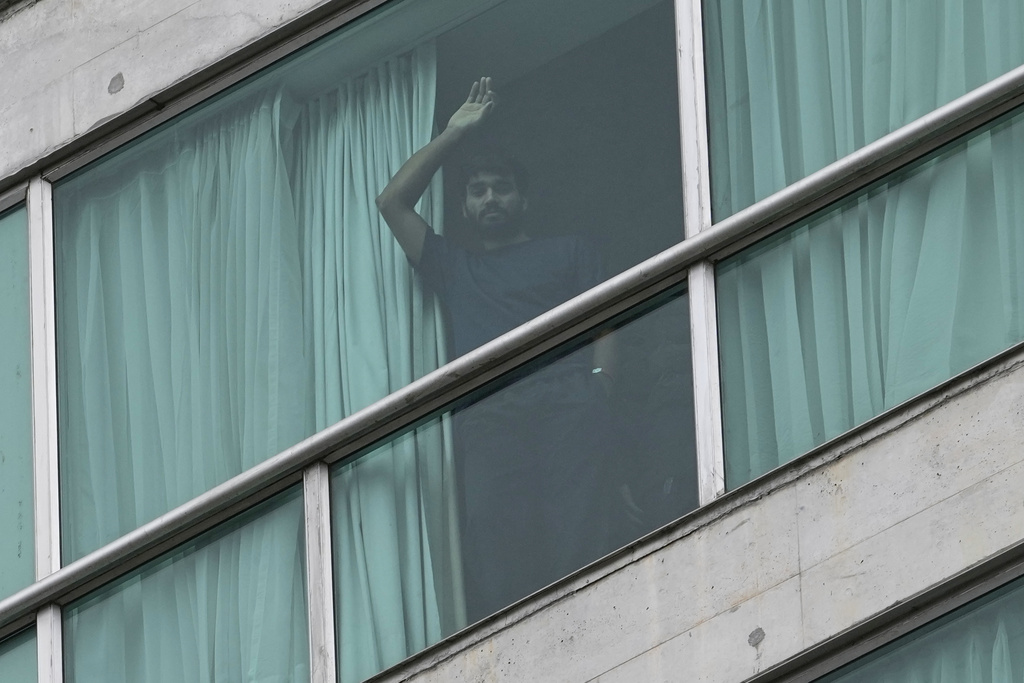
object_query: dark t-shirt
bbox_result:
[415,231,605,359]
[414,230,612,621]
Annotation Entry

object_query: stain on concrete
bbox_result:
[108,72,125,95]
[748,626,765,648]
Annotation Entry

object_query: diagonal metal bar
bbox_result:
[2,17,1024,644]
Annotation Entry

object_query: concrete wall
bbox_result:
[5,1,1023,681]
[378,351,1024,682]
[0,0,333,182]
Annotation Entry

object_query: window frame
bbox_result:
[1,1,1024,683]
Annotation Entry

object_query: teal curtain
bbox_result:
[57,41,459,680]
[818,579,1024,683]
[64,491,308,683]
[0,629,36,683]
[718,110,1024,486]
[704,0,1024,219]
[57,94,310,683]
[287,43,464,682]
[0,207,33,600]
[57,91,309,559]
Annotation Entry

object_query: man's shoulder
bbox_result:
[415,230,469,293]
[420,230,468,263]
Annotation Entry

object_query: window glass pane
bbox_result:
[816,576,1024,682]
[704,1,1024,219]
[718,105,1024,487]
[0,629,36,683]
[54,0,684,561]
[331,287,697,682]
[0,206,34,599]
[63,488,307,683]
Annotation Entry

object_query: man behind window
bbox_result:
[376,78,618,623]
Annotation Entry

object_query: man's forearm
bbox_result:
[375,127,465,264]
[377,127,464,214]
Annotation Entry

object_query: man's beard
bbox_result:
[475,212,523,239]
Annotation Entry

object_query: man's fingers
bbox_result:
[481,77,497,109]
[470,77,495,104]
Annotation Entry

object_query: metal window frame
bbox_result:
[676,0,725,505]
[27,179,59,584]
[304,463,338,683]
[4,0,1024,680]
[26,177,63,683]
[0,183,28,215]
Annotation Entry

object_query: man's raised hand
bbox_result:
[377,79,495,265]
[447,77,496,133]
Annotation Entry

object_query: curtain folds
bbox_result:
[718,105,1024,486]
[710,2,1024,486]
[58,42,458,681]
[705,0,1024,220]
[65,493,308,683]
[59,91,311,683]
[58,92,309,557]
[288,44,463,682]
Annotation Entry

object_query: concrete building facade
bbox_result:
[2,0,1024,681]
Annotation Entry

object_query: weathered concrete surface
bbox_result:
[380,353,1024,682]
[0,0,331,182]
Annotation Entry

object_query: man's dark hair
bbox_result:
[459,147,530,195]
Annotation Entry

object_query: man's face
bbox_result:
[462,171,527,235]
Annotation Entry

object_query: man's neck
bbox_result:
[482,231,530,250]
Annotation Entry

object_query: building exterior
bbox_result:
[2,0,1024,682]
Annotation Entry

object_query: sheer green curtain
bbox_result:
[0,630,36,683]
[705,0,1024,219]
[64,490,308,683]
[57,95,310,682]
[818,578,1024,683]
[57,40,458,680]
[0,207,33,600]
[57,92,309,560]
[288,43,463,683]
[718,111,1024,486]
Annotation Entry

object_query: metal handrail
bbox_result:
[2,53,1024,640]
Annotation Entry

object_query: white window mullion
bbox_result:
[35,605,62,683]
[304,462,338,683]
[28,177,59,580]
[27,176,62,680]
[688,262,725,502]
[675,0,725,503]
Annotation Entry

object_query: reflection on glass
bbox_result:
[0,629,36,683]
[705,1,1024,219]
[54,0,683,561]
[0,206,33,600]
[817,576,1024,682]
[719,106,1024,487]
[331,288,697,682]
[64,489,308,683]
